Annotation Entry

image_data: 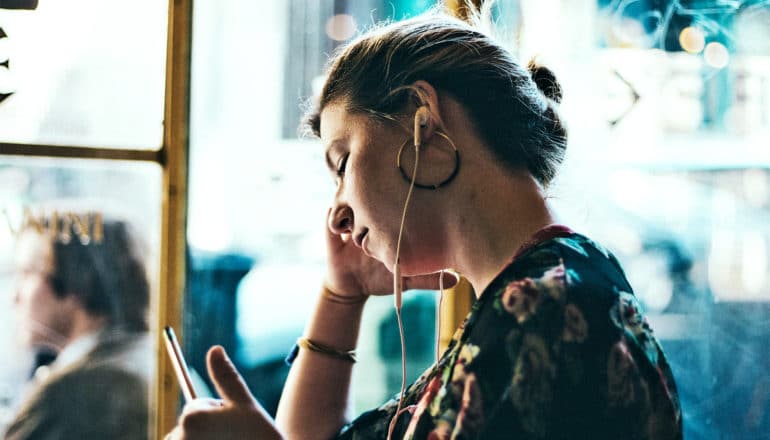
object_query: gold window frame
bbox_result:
[0,1,191,438]
[0,1,478,437]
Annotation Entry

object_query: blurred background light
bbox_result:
[704,41,729,68]
[325,14,357,41]
[744,168,769,208]
[708,228,737,299]
[742,231,768,296]
[610,16,647,48]
[679,26,706,54]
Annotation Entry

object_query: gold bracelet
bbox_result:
[296,337,357,363]
[320,285,368,305]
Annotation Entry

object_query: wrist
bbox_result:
[320,284,368,306]
[299,337,357,362]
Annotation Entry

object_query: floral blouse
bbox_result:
[337,226,682,439]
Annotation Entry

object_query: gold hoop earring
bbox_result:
[396,131,460,190]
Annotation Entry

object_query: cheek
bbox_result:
[17,279,56,317]
[349,163,398,215]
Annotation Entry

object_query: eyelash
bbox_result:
[336,154,349,178]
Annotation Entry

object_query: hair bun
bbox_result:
[527,60,563,104]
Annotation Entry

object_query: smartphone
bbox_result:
[163,326,197,403]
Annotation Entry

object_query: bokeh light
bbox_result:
[325,14,357,41]
[704,41,729,68]
[679,26,705,54]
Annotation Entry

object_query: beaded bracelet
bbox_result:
[286,337,357,365]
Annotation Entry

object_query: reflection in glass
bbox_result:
[0,0,167,149]
[0,157,161,437]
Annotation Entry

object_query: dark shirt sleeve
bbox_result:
[476,242,682,439]
[335,236,682,439]
[4,366,148,440]
[4,401,66,440]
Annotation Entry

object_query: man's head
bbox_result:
[13,211,150,350]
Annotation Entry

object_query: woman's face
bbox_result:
[13,231,72,350]
[321,102,445,275]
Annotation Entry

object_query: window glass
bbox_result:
[0,157,161,437]
[0,0,167,149]
[186,1,770,437]
[186,0,437,415]
[527,1,770,438]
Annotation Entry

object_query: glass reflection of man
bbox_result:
[3,211,152,440]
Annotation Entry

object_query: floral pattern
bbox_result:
[337,228,682,440]
[562,303,588,343]
[510,333,555,436]
[500,278,540,323]
[611,290,660,365]
[607,340,648,408]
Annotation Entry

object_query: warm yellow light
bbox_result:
[679,26,705,54]
[704,42,729,69]
[325,14,357,42]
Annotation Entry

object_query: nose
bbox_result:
[328,204,354,235]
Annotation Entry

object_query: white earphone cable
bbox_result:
[387,139,420,440]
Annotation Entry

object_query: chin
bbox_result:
[379,239,443,275]
[391,256,443,278]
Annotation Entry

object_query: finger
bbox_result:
[181,398,225,415]
[206,346,255,407]
[166,425,190,440]
[180,410,214,437]
[164,427,180,440]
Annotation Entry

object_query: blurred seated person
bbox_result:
[4,209,152,440]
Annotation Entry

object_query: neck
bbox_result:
[64,307,107,347]
[446,170,555,296]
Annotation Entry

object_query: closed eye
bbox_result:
[336,153,349,178]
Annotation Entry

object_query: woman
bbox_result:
[167,9,682,440]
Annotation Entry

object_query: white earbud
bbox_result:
[414,106,429,147]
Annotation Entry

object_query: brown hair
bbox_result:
[305,9,567,186]
[24,214,151,332]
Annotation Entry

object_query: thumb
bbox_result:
[206,345,255,407]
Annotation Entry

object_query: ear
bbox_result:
[409,80,444,145]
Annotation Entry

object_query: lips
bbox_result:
[353,228,368,249]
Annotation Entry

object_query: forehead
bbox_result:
[15,231,54,270]
[319,102,353,142]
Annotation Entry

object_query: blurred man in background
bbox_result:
[3,209,152,440]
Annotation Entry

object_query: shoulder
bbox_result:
[5,334,151,440]
[65,332,152,404]
[51,331,151,392]
[484,232,671,368]
[485,232,633,321]
[19,353,149,416]
[476,233,681,437]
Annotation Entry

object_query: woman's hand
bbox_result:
[323,209,457,303]
[164,346,283,440]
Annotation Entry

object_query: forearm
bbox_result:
[275,287,366,440]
